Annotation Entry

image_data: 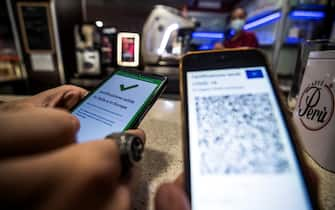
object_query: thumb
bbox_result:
[0,107,79,157]
[155,183,190,210]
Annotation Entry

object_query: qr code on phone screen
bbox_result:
[195,93,290,175]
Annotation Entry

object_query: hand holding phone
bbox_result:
[72,69,167,143]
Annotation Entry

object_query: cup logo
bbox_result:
[298,80,334,131]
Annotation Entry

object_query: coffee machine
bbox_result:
[142,5,197,66]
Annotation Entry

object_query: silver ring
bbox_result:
[105,132,144,174]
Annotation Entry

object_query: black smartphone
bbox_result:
[180,49,316,210]
[72,69,167,143]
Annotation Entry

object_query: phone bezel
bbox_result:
[71,69,167,132]
[180,49,318,209]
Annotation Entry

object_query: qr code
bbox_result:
[195,93,290,175]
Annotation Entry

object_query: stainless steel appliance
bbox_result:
[142,5,197,66]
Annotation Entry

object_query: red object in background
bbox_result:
[121,38,135,62]
[224,31,259,48]
[0,55,20,62]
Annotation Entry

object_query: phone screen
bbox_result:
[73,70,163,143]
[186,67,312,210]
[122,37,135,62]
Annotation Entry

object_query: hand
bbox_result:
[0,85,88,111]
[23,85,88,110]
[0,106,80,157]
[0,106,146,210]
[155,173,190,210]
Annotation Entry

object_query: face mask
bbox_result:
[230,19,245,32]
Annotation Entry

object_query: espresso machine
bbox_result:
[142,5,197,94]
[142,5,197,66]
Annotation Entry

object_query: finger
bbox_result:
[21,85,88,109]
[62,91,82,110]
[104,185,131,210]
[81,139,122,181]
[0,100,35,112]
[60,85,88,99]
[155,183,191,210]
[118,167,141,191]
[23,140,122,210]
[174,173,185,190]
[0,154,53,207]
[48,85,88,109]
[0,139,124,210]
[105,129,145,188]
[50,141,123,210]
[67,140,122,185]
[126,129,146,145]
[48,85,88,102]
[0,107,79,157]
[57,85,88,106]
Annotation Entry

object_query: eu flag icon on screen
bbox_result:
[246,69,263,79]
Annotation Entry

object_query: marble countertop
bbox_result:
[0,96,334,210]
[135,99,183,210]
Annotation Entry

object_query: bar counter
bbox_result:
[0,96,334,210]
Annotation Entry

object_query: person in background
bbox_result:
[214,7,259,49]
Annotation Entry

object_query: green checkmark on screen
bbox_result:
[120,84,139,91]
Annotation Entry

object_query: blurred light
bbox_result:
[192,32,224,39]
[244,12,281,30]
[246,10,278,23]
[198,44,213,50]
[95,20,103,28]
[157,23,179,55]
[290,10,325,20]
[163,100,175,110]
[103,27,117,34]
[286,37,302,44]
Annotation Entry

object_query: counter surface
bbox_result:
[0,96,334,210]
[138,99,335,210]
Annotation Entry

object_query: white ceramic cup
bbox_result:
[292,41,335,172]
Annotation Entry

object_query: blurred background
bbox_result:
[1,0,334,98]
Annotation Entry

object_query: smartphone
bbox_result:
[72,69,167,143]
[180,49,316,210]
[117,33,140,67]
